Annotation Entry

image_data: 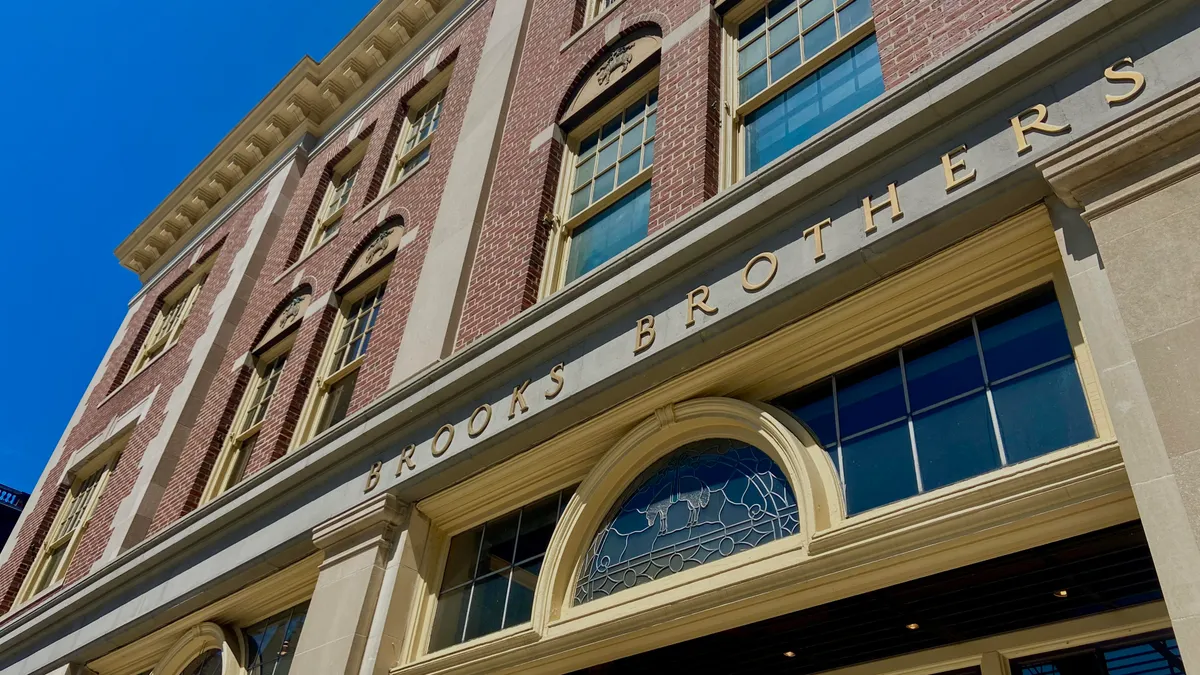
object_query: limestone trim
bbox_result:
[312,493,408,557]
[1040,79,1200,220]
[116,0,471,279]
[151,622,246,675]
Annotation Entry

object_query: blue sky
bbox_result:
[0,0,379,493]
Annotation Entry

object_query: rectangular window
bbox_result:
[1012,632,1183,675]
[386,69,452,187]
[20,452,120,602]
[731,0,881,177]
[205,351,288,502]
[543,83,657,296]
[586,0,621,22]
[130,270,209,378]
[244,602,309,675]
[775,285,1096,515]
[299,281,388,444]
[308,164,360,250]
[429,488,573,651]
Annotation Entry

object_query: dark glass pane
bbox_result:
[624,96,646,122]
[1103,639,1183,675]
[768,0,795,21]
[463,571,509,642]
[775,379,836,446]
[601,117,621,142]
[904,324,985,412]
[323,369,358,430]
[802,0,834,28]
[913,392,1000,491]
[642,139,655,167]
[1012,634,1184,675]
[979,288,1075,382]
[803,16,837,54]
[476,511,520,577]
[505,561,539,628]
[441,527,483,591]
[993,360,1095,463]
[745,35,882,172]
[770,41,803,82]
[739,10,767,40]
[576,440,799,604]
[514,494,560,563]
[838,0,872,30]
[565,180,651,283]
[740,64,769,101]
[842,422,917,514]
[578,131,599,158]
[429,584,471,651]
[836,353,906,437]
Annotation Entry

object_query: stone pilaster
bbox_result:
[290,494,429,675]
[1040,79,1200,669]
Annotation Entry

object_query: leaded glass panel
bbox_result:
[575,439,799,605]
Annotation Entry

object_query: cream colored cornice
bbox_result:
[115,0,461,281]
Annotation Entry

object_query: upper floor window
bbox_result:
[129,255,215,379]
[429,488,573,651]
[585,0,621,23]
[244,602,309,675]
[774,285,1096,515]
[385,66,453,187]
[542,77,658,296]
[728,0,881,176]
[307,162,360,252]
[18,445,123,603]
[204,348,289,502]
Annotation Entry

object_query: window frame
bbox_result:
[202,338,292,504]
[17,448,121,605]
[129,255,216,379]
[293,266,391,447]
[303,149,367,255]
[540,70,660,298]
[384,66,454,188]
[721,0,877,185]
[584,0,623,25]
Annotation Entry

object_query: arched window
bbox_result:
[179,650,223,675]
[575,438,800,604]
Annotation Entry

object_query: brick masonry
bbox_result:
[0,0,1021,623]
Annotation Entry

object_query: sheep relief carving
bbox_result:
[575,438,801,604]
[561,33,662,124]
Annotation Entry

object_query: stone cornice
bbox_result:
[115,0,461,281]
[1039,79,1200,220]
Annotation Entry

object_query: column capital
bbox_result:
[1039,80,1200,220]
[313,493,408,556]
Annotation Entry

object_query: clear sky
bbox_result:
[0,0,380,493]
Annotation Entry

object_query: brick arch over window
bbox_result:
[285,122,377,267]
[334,217,406,291]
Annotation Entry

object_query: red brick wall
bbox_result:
[147,1,493,533]
[874,0,1027,88]
[455,2,723,349]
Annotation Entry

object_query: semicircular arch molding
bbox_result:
[152,621,246,675]
[559,25,663,128]
[334,217,405,294]
[533,397,843,628]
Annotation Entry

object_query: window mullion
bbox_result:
[973,316,1009,465]
[831,376,846,499]
[897,348,924,493]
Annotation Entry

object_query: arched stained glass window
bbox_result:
[179,650,223,675]
[575,439,799,604]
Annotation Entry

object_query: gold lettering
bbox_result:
[509,380,530,419]
[545,363,565,399]
[803,218,834,261]
[1104,57,1145,105]
[1011,104,1070,155]
[634,316,656,354]
[741,252,778,292]
[685,286,718,327]
[364,461,382,493]
[395,444,416,477]
[432,424,455,457]
[863,183,902,234]
[941,145,977,193]
[468,404,492,438]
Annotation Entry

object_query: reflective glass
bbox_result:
[842,422,917,513]
[777,380,836,447]
[475,511,520,577]
[740,37,767,75]
[245,603,308,675]
[592,167,616,199]
[741,64,769,101]
[769,14,800,49]
[462,571,508,641]
[836,354,905,437]
[618,149,642,184]
[739,10,767,40]
[428,584,470,651]
[913,393,1000,491]
[839,0,872,30]
[1012,632,1183,675]
[515,494,560,562]
[745,35,882,172]
[802,0,835,27]
[803,16,837,55]
[904,325,984,412]
[620,122,644,155]
[565,180,651,283]
[576,439,799,604]
[642,139,655,167]
[993,360,1094,463]
[770,42,803,82]
[769,0,796,21]
[979,290,1074,381]
[440,525,482,590]
[574,156,595,188]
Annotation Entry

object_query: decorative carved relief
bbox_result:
[562,33,662,125]
[596,45,634,87]
[256,292,312,354]
[337,226,404,293]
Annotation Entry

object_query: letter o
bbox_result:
[742,252,779,292]
[432,424,455,457]
[468,404,492,438]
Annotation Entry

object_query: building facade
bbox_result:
[2,0,1200,672]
